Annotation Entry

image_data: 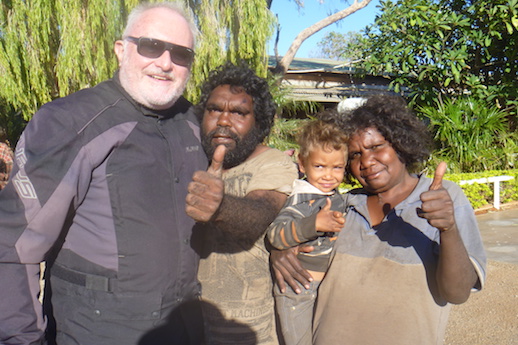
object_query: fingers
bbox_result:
[333,211,346,223]
[322,197,332,211]
[419,163,456,232]
[316,201,346,232]
[299,245,315,254]
[273,266,287,293]
[270,247,313,294]
[207,145,226,178]
[430,161,447,191]
[186,170,225,222]
[418,191,455,231]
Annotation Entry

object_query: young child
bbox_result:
[267,112,348,345]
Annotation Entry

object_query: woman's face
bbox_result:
[348,127,408,194]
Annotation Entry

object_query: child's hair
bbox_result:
[297,109,348,162]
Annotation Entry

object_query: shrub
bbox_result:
[418,97,516,173]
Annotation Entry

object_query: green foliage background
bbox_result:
[339,169,518,210]
[417,97,517,173]
[356,0,518,124]
[0,0,274,123]
[1,0,517,208]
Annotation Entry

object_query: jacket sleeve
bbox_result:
[267,197,325,250]
[0,103,96,344]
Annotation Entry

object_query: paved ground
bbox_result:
[444,204,518,345]
[475,205,518,265]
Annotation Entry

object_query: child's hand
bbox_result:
[315,198,345,233]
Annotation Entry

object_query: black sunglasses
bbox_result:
[125,36,195,67]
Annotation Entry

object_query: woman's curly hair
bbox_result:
[196,61,276,143]
[342,94,432,171]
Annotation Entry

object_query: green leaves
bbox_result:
[356,0,517,118]
[0,0,138,120]
[316,31,366,62]
[418,97,516,173]
[0,0,275,121]
[186,0,274,103]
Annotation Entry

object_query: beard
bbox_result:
[118,53,190,110]
[202,126,263,169]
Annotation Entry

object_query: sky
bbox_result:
[268,0,382,58]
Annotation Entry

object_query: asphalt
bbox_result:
[475,206,518,265]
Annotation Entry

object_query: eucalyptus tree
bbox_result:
[315,31,365,62]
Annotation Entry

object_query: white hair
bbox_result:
[123,2,198,47]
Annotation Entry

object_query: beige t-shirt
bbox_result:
[198,148,298,345]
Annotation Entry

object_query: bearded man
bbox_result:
[186,62,298,345]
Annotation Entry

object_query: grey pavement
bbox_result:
[476,207,518,265]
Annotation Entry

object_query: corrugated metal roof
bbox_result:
[268,56,355,73]
[269,56,403,103]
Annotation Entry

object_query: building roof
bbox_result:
[268,56,396,103]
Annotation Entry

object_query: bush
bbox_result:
[417,97,517,173]
[438,169,518,209]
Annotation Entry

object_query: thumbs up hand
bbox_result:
[429,161,447,191]
[206,144,225,178]
[186,145,226,222]
[418,162,456,232]
[315,197,346,233]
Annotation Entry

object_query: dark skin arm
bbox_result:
[214,189,287,244]
[270,198,345,294]
[186,145,226,223]
[270,246,314,294]
[186,144,287,244]
[272,163,479,300]
[419,162,479,304]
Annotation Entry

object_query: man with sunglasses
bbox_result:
[0,2,207,345]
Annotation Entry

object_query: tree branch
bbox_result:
[273,0,372,75]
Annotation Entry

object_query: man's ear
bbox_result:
[114,40,124,66]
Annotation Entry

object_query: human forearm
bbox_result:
[267,213,320,249]
[213,193,282,245]
[436,224,478,304]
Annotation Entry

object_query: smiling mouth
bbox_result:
[362,170,382,181]
[150,74,171,81]
[319,183,336,190]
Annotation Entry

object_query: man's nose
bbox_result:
[216,111,231,127]
[154,50,173,71]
